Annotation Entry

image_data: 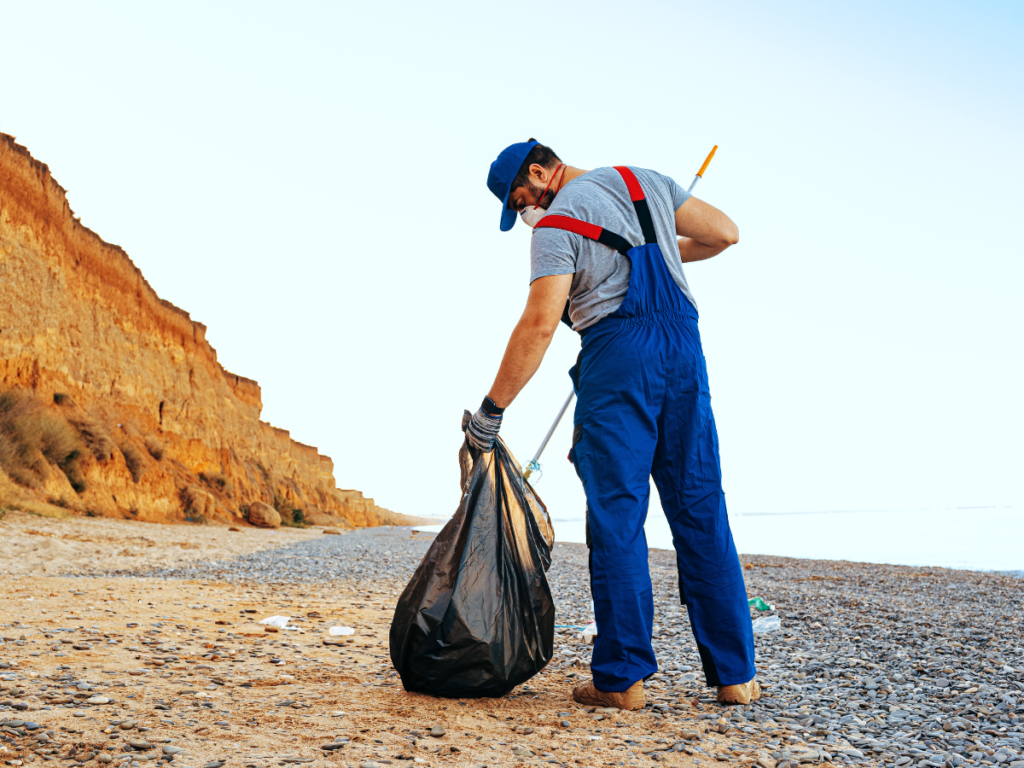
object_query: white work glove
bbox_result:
[463,398,504,453]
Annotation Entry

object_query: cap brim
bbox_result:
[499,206,518,232]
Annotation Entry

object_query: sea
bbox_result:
[414,504,1023,575]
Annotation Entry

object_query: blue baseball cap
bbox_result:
[487,139,538,232]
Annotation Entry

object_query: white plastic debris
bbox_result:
[752,615,782,634]
[258,615,299,630]
[579,621,599,644]
[328,626,355,637]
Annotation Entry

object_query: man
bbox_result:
[468,139,758,710]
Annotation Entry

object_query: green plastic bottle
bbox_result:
[748,596,774,612]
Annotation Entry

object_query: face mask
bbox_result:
[518,164,564,229]
[520,205,548,228]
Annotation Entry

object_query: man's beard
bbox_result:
[531,179,557,210]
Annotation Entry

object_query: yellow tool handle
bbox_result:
[696,145,718,178]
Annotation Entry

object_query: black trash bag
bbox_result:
[389,410,556,698]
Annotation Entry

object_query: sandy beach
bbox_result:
[2,512,1023,768]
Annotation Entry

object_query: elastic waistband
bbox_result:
[581,308,697,337]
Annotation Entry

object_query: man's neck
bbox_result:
[560,165,588,187]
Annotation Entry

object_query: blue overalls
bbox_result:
[535,167,756,692]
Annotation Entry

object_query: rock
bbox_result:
[358,762,380,768]
[87,696,111,705]
[228,527,241,532]
[129,740,154,751]
[203,761,225,768]
[320,743,346,751]
[679,729,701,740]
[22,722,39,731]
[429,725,445,738]
[162,746,184,755]
[247,502,281,529]
[323,529,342,535]
[98,755,113,764]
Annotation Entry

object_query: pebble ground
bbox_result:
[2,526,1023,768]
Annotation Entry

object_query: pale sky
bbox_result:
[2,1,1021,537]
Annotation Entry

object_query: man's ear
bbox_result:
[528,163,550,184]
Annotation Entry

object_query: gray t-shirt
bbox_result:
[529,166,694,331]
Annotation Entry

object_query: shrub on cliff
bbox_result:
[0,388,87,491]
[120,442,146,483]
[199,471,233,496]
[145,437,164,461]
[69,415,116,462]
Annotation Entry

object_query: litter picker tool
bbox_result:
[687,144,718,194]
[523,389,574,482]
[522,145,719,484]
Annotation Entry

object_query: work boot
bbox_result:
[571,678,645,711]
[717,678,761,705]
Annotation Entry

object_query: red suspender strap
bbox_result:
[612,166,657,245]
[614,166,645,201]
[534,215,633,256]
[534,215,602,241]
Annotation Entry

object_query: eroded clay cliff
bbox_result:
[0,133,413,528]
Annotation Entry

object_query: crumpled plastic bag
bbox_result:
[388,411,556,698]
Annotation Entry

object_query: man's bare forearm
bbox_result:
[675,196,739,263]
[485,273,572,410]
[678,236,729,263]
[486,318,556,409]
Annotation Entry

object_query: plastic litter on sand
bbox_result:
[258,615,299,630]
[747,596,774,612]
[579,621,598,644]
[751,615,781,634]
[328,626,355,637]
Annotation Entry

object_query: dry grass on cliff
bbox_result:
[69,412,116,461]
[145,435,165,460]
[199,470,233,495]
[0,468,74,519]
[120,440,147,482]
[0,388,87,491]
